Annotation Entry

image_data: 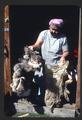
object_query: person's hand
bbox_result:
[28,45,34,51]
[59,56,66,65]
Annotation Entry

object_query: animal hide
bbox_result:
[10,46,43,97]
[44,61,73,108]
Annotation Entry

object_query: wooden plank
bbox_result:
[4,5,11,95]
[75,8,81,110]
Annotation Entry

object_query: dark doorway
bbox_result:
[9,6,79,68]
[4,6,80,117]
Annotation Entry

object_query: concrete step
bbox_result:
[13,100,76,118]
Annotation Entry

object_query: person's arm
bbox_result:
[60,51,69,64]
[28,31,45,50]
[28,39,43,50]
[60,37,69,64]
[32,39,43,50]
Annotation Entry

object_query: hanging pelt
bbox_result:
[10,46,43,97]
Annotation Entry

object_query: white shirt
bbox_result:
[38,30,68,66]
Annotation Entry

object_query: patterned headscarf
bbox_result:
[49,18,64,27]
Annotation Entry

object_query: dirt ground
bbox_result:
[5,96,76,118]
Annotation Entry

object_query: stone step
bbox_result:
[13,101,75,118]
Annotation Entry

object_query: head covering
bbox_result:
[49,18,64,27]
